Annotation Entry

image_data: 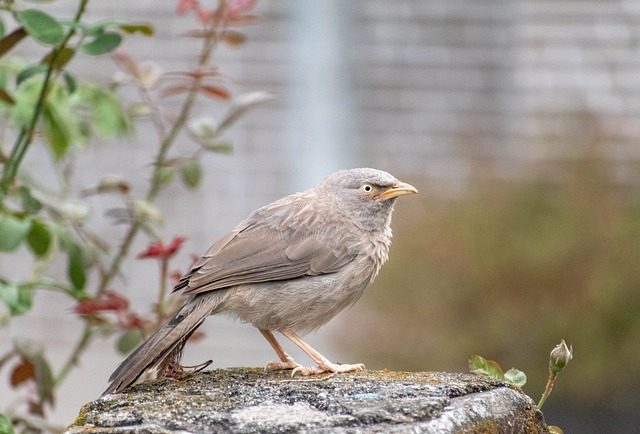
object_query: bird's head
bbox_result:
[320,168,418,232]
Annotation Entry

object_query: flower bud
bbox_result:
[549,339,573,373]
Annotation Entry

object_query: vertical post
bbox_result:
[287,0,355,190]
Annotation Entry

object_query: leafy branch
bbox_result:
[469,339,573,434]
[54,5,231,387]
[1,0,90,194]
[0,0,267,431]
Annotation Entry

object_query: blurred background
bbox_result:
[2,0,640,432]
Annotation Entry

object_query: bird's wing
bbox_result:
[174,204,357,295]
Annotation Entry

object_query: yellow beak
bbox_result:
[374,181,418,201]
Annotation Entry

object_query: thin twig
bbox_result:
[54,18,224,388]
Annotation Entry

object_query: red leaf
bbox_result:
[137,236,187,259]
[226,14,261,26]
[221,30,247,46]
[0,88,15,105]
[74,291,129,315]
[0,28,27,57]
[137,240,164,258]
[166,236,187,256]
[225,0,257,18]
[119,312,147,330]
[28,399,45,417]
[177,0,200,15]
[199,85,231,100]
[182,29,207,38]
[164,67,220,80]
[197,7,217,25]
[160,85,191,98]
[112,50,139,77]
[10,358,35,387]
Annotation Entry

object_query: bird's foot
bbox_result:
[291,362,365,377]
[158,359,212,379]
[265,359,302,371]
[159,361,189,380]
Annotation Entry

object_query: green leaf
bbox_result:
[0,18,5,39]
[52,229,91,295]
[0,282,33,316]
[202,139,233,154]
[11,76,43,126]
[116,329,143,355]
[13,342,54,405]
[0,64,7,89]
[67,243,86,290]
[79,32,122,56]
[27,219,52,257]
[468,354,505,380]
[43,105,71,158]
[42,84,85,158]
[33,352,55,405]
[180,159,202,189]
[16,64,48,85]
[17,186,42,213]
[76,22,104,38]
[71,84,129,137]
[0,213,32,251]
[155,166,176,188]
[119,23,154,36]
[0,413,14,434]
[17,9,64,45]
[63,72,77,94]
[89,88,129,136]
[504,368,527,387]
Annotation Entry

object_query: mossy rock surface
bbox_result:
[66,368,548,433]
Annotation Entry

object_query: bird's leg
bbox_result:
[280,330,365,376]
[259,329,302,371]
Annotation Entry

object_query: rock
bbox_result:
[66,368,549,433]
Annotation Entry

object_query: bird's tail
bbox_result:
[102,295,216,395]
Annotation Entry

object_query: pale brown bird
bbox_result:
[103,168,417,394]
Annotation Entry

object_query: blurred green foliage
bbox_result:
[340,149,640,412]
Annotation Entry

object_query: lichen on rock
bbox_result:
[66,368,549,433]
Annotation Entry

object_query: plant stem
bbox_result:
[0,0,90,194]
[146,27,219,201]
[537,370,558,409]
[54,325,93,386]
[157,256,169,321]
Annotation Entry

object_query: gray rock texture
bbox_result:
[66,368,549,434]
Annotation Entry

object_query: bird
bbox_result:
[103,168,417,394]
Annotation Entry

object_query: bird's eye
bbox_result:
[361,183,373,193]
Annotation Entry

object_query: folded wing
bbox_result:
[175,207,357,295]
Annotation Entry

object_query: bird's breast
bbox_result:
[362,226,392,284]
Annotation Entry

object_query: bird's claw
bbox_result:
[159,359,213,379]
[291,362,366,377]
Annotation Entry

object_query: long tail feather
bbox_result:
[102,296,215,395]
